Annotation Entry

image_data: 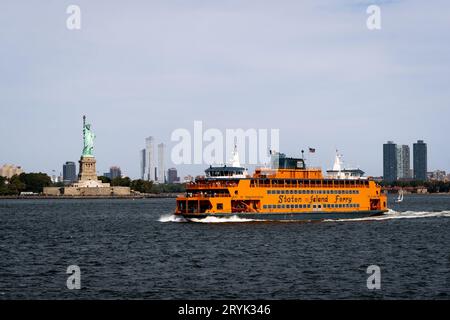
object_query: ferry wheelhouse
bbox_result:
[175,149,388,221]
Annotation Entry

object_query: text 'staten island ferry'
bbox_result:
[175,148,388,221]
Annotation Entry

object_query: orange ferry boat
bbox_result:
[175,149,388,221]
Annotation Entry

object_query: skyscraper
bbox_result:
[157,143,166,183]
[62,161,77,184]
[396,145,411,180]
[109,166,122,179]
[167,168,180,184]
[383,141,397,182]
[145,136,156,181]
[140,149,146,180]
[413,140,427,181]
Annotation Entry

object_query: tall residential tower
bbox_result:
[396,145,411,180]
[383,141,397,182]
[157,143,166,183]
[145,136,156,181]
[413,140,427,181]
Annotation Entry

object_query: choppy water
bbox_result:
[1,194,450,299]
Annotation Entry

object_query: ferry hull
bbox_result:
[179,210,387,222]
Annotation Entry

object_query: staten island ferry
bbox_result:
[175,148,388,221]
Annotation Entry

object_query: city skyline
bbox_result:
[1,1,449,178]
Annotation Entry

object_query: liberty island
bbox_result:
[43,116,131,196]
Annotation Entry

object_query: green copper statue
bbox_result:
[82,115,95,157]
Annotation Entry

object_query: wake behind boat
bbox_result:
[175,148,388,221]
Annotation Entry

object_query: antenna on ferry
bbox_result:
[301,150,304,160]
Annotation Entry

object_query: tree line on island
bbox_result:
[0,173,185,195]
[1,173,449,195]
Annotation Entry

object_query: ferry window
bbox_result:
[276,190,281,194]
[318,205,321,209]
[313,204,316,208]
[217,203,223,210]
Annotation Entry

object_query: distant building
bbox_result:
[183,175,194,183]
[427,170,446,181]
[0,164,24,179]
[157,143,165,183]
[167,168,180,184]
[413,140,427,181]
[109,166,122,180]
[145,137,156,181]
[396,145,411,180]
[140,149,146,180]
[103,172,112,179]
[63,161,77,184]
[383,141,397,182]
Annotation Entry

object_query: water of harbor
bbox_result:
[0,194,449,299]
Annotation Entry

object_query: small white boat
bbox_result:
[396,190,404,203]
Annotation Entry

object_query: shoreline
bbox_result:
[0,193,181,200]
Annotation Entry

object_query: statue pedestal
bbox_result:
[78,156,98,181]
[73,156,108,187]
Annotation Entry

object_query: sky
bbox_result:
[0,0,449,179]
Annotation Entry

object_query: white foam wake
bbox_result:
[158,214,188,223]
[324,209,450,222]
[158,214,265,223]
[159,210,450,224]
[189,215,266,223]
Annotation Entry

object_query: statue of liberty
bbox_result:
[82,115,95,157]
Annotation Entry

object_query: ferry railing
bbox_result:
[186,182,238,189]
[249,180,370,189]
[179,193,231,199]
